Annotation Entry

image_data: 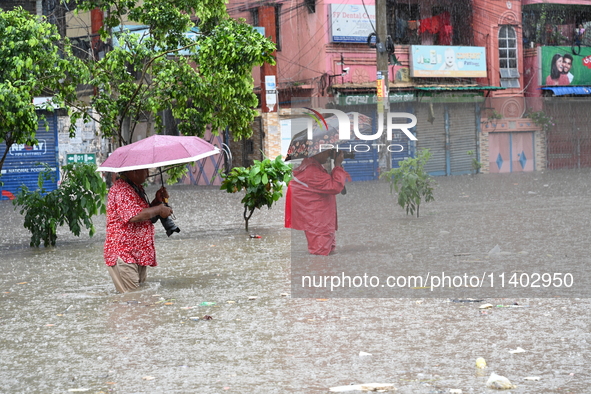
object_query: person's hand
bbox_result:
[157,203,173,219]
[334,151,345,167]
[154,187,169,203]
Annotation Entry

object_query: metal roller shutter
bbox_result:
[448,104,478,175]
[546,100,591,169]
[389,104,414,169]
[416,103,447,175]
[341,140,379,181]
[0,111,59,200]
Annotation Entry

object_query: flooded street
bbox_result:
[1,169,590,393]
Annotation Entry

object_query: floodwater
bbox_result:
[1,169,590,393]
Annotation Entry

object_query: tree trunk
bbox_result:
[243,205,255,232]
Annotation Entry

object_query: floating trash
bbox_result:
[486,372,516,389]
[509,347,526,354]
[329,383,396,392]
[476,357,487,369]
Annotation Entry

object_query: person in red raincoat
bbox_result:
[285,149,350,255]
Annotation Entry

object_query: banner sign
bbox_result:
[540,46,591,86]
[337,92,415,106]
[410,45,487,78]
[330,4,375,43]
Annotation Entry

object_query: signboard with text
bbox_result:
[0,112,59,200]
[330,4,376,43]
[410,45,487,78]
[66,153,96,165]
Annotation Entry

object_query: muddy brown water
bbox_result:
[1,169,590,393]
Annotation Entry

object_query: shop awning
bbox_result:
[541,86,591,96]
[414,85,505,91]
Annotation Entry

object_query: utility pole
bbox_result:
[258,5,281,160]
[375,0,390,172]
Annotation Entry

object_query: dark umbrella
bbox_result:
[285,112,373,160]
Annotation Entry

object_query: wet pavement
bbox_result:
[1,169,590,393]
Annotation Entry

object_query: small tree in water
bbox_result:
[13,163,107,247]
[221,156,292,231]
[380,149,435,218]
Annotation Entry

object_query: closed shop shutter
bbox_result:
[340,108,379,181]
[0,111,59,200]
[341,140,379,181]
[546,100,591,169]
[389,104,414,169]
[416,103,447,175]
[448,104,477,175]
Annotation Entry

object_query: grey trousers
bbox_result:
[106,257,148,293]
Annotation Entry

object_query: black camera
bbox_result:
[151,203,180,237]
[331,149,355,160]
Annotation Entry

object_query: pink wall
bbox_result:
[522,0,591,5]
[472,0,523,96]
[524,49,542,100]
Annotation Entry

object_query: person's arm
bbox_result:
[304,152,349,194]
[130,187,172,223]
[129,204,173,223]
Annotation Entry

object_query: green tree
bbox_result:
[220,156,292,232]
[13,163,108,247]
[380,149,435,218]
[70,0,276,149]
[0,7,86,175]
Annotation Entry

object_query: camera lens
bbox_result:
[160,216,180,237]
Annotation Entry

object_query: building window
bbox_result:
[388,4,420,45]
[499,25,520,88]
[250,9,259,26]
[245,140,254,154]
[304,0,315,13]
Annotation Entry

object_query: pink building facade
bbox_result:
[229,0,591,175]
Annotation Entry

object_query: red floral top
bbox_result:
[103,179,156,267]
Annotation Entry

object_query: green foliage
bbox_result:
[72,0,276,147]
[467,150,482,174]
[221,156,292,231]
[13,163,108,247]
[380,149,435,218]
[525,109,555,132]
[0,7,87,174]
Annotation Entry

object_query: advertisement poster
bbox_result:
[410,45,487,78]
[330,3,375,43]
[540,46,591,86]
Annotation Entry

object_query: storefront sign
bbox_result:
[330,4,375,43]
[410,45,487,78]
[337,93,415,106]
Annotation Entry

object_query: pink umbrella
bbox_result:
[97,135,221,173]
